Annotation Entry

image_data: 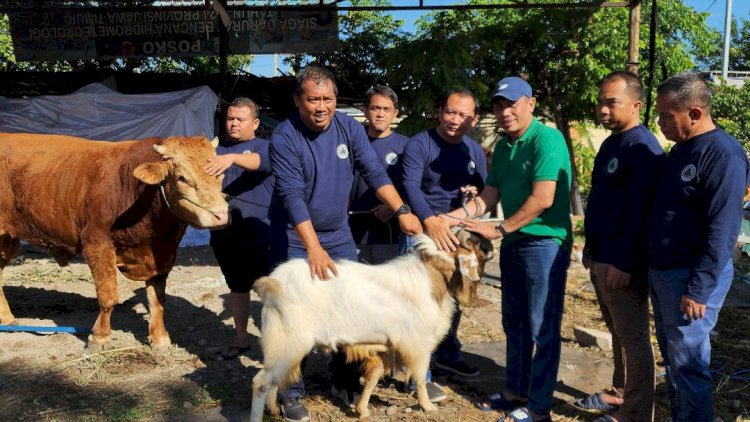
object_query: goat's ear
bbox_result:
[421,251,456,280]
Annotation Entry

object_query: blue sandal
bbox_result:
[477,392,527,412]
[504,407,552,422]
[571,393,620,413]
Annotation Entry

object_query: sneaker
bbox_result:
[280,396,310,422]
[433,359,480,377]
[331,385,360,409]
[426,382,448,403]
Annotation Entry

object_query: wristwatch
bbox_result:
[495,222,509,236]
[395,203,412,216]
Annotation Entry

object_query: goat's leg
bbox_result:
[250,369,273,422]
[265,385,280,416]
[356,356,385,420]
[0,232,20,325]
[411,356,437,413]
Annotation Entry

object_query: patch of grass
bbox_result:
[107,403,156,422]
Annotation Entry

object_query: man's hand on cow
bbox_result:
[307,245,338,281]
[371,204,392,222]
[203,154,235,176]
[462,218,503,240]
[605,265,631,289]
[680,295,706,320]
[424,216,458,251]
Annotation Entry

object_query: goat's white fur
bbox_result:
[248,233,484,421]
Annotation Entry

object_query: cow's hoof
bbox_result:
[86,334,111,352]
[151,344,171,356]
[85,341,105,353]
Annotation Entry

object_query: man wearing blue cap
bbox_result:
[455,76,572,422]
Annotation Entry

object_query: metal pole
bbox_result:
[722,0,733,80]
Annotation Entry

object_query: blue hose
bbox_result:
[0,325,91,334]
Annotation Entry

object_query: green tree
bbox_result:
[712,81,750,151]
[285,0,406,97]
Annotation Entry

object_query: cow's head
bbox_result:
[133,136,229,229]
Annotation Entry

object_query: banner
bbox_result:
[9,7,339,61]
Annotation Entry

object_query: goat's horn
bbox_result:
[456,229,474,250]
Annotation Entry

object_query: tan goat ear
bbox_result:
[210,136,219,149]
[133,162,169,185]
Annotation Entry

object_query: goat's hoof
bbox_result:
[422,403,438,413]
[267,402,280,416]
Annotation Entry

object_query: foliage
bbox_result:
[285,0,406,96]
[727,17,750,71]
[571,136,596,196]
[712,81,750,151]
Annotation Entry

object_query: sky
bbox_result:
[249,0,750,77]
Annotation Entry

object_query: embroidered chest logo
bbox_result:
[385,152,398,166]
[467,160,476,175]
[680,164,697,182]
[606,157,619,174]
[336,144,349,160]
[241,150,253,155]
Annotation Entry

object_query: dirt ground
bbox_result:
[1,243,749,422]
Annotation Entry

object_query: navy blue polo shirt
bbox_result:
[269,111,392,250]
[647,128,749,303]
[349,132,410,244]
[585,124,665,276]
[402,128,487,221]
[209,137,274,247]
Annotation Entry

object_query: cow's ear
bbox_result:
[211,136,219,149]
[133,162,169,185]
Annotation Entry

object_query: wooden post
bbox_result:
[627,0,641,74]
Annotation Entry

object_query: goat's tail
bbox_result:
[252,276,283,299]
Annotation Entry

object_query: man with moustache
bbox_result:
[268,64,421,422]
[203,97,274,360]
[456,77,572,422]
[349,85,410,264]
[401,90,487,393]
[571,71,664,422]
[648,72,749,422]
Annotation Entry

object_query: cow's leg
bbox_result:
[82,240,119,348]
[145,273,171,349]
[356,355,385,420]
[0,231,20,324]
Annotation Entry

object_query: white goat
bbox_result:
[248,231,490,421]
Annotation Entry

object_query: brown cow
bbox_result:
[0,134,229,349]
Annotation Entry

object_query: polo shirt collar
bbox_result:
[503,117,540,146]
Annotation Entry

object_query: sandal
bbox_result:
[503,407,552,422]
[219,344,250,360]
[477,392,527,412]
[571,393,620,414]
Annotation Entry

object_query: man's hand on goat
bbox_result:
[424,216,459,251]
[397,213,423,235]
[462,219,503,240]
[307,246,338,281]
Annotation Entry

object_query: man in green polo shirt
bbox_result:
[454,76,572,422]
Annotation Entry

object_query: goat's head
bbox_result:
[414,228,493,306]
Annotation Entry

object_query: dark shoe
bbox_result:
[477,392,527,412]
[505,407,552,422]
[218,344,250,360]
[434,359,480,377]
[571,393,620,414]
[280,396,310,422]
[426,382,448,403]
[591,415,617,422]
[331,385,360,409]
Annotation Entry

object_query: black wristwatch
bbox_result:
[395,203,412,216]
[495,222,509,236]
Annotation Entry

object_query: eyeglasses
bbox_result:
[442,108,475,122]
[367,105,394,113]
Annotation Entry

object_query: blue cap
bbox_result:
[491,77,532,101]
